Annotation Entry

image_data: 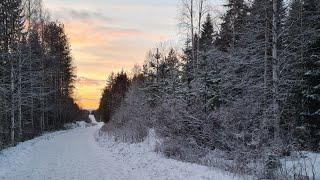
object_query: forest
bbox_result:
[98,0,320,178]
[0,0,82,149]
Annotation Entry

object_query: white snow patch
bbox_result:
[96,128,241,180]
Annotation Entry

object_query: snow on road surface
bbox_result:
[0,120,239,180]
[89,114,97,124]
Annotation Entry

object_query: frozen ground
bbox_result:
[0,117,240,180]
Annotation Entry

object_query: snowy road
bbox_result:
[0,117,239,180]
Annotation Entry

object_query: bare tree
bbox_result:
[180,0,195,63]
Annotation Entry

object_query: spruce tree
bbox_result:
[199,14,214,51]
[43,22,77,128]
[198,14,221,111]
[301,0,320,151]
[98,72,130,123]
[280,0,305,149]
[215,0,248,52]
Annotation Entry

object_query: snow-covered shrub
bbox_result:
[103,83,151,143]
[156,136,207,162]
[152,93,211,162]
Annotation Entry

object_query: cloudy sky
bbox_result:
[43,0,223,109]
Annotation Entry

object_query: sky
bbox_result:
[43,0,223,109]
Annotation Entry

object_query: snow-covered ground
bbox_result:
[0,120,240,180]
[89,114,98,124]
[281,152,320,179]
[96,128,241,180]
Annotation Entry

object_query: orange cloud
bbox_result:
[77,76,105,87]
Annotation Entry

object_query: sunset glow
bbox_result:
[41,0,178,109]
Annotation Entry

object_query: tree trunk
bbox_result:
[190,0,195,65]
[197,0,204,68]
[10,58,15,145]
[263,3,270,141]
[29,0,35,132]
[18,47,22,141]
[272,0,280,141]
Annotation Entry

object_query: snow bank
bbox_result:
[64,121,93,129]
[96,128,241,180]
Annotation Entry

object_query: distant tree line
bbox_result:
[98,71,130,123]
[99,0,319,178]
[0,0,81,149]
